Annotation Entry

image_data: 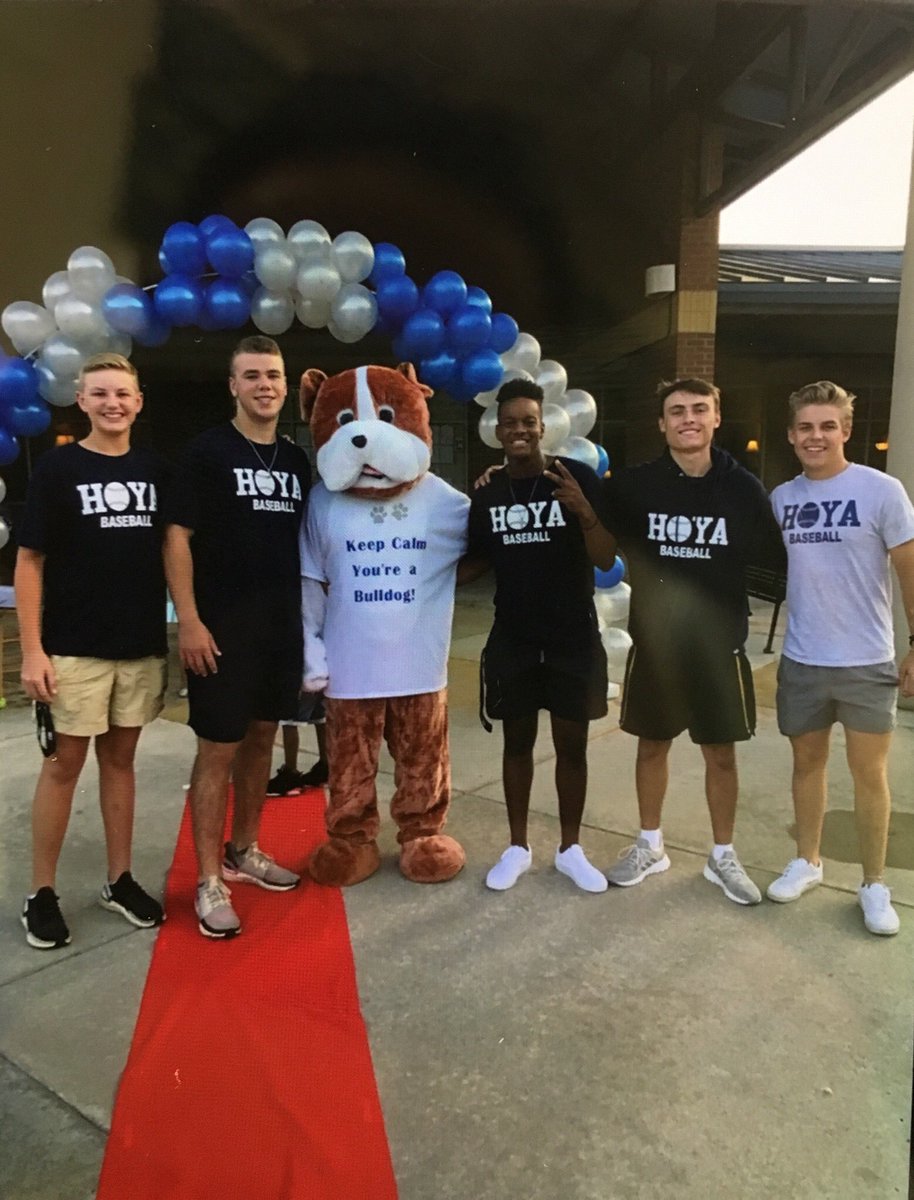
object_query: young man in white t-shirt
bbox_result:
[768,381,914,935]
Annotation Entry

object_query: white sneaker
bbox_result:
[766,857,823,903]
[858,882,900,936]
[486,845,532,891]
[555,844,608,893]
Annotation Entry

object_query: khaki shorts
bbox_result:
[50,656,167,737]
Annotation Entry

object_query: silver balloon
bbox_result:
[329,283,377,342]
[555,435,599,471]
[0,477,6,504]
[67,245,116,301]
[541,402,571,452]
[244,217,286,250]
[602,625,633,684]
[331,231,374,284]
[478,407,501,449]
[500,331,541,374]
[561,388,598,437]
[254,244,297,292]
[36,364,79,407]
[288,219,331,261]
[295,295,331,330]
[54,296,108,345]
[109,332,133,357]
[251,288,295,335]
[474,368,533,409]
[296,260,341,304]
[593,581,631,625]
[1,301,57,356]
[0,517,9,552]
[536,359,568,404]
[37,333,86,379]
[42,270,73,313]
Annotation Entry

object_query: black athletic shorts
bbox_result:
[619,639,755,744]
[481,622,608,725]
[187,617,303,745]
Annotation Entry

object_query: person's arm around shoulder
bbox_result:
[163,524,220,676]
[544,458,616,570]
[15,549,56,702]
[889,537,914,697]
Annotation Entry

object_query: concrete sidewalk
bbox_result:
[0,588,911,1199]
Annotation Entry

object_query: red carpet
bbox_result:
[97,790,397,1200]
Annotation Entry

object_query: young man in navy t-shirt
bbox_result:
[16,353,168,949]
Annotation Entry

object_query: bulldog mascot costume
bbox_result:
[299,363,470,886]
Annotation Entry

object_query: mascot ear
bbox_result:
[300,369,328,421]
[396,361,433,401]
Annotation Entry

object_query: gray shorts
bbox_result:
[776,655,898,736]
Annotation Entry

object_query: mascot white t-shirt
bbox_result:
[301,473,469,698]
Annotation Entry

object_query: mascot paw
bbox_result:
[399,835,466,884]
[308,839,381,887]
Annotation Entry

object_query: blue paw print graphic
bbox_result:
[392,503,408,521]
[370,505,386,524]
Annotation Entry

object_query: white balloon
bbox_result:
[541,402,571,452]
[474,368,533,408]
[536,359,567,404]
[593,581,631,627]
[500,331,540,374]
[478,407,501,449]
[1,301,57,356]
[54,296,108,345]
[288,219,331,261]
[109,332,133,357]
[601,625,632,683]
[555,436,600,472]
[295,295,331,330]
[331,231,375,284]
[251,288,295,336]
[67,245,116,301]
[244,217,286,249]
[0,517,10,551]
[254,244,297,291]
[42,270,72,314]
[606,681,621,701]
[37,333,86,379]
[561,388,598,437]
[329,282,377,341]
[36,364,79,406]
[0,477,6,504]
[296,261,341,305]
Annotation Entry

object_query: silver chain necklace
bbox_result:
[233,422,279,473]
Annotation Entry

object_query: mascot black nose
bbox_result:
[351,434,368,449]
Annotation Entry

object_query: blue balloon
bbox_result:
[161,221,207,276]
[5,399,51,438]
[102,283,155,337]
[154,274,204,326]
[595,557,625,590]
[239,269,260,297]
[0,358,39,409]
[203,279,250,330]
[205,227,255,278]
[199,213,235,238]
[375,275,419,326]
[369,243,406,286]
[465,286,492,314]
[158,247,173,275]
[595,445,610,476]
[418,350,459,391]
[490,312,519,354]
[447,304,491,354]
[400,309,445,358]
[134,316,172,347]
[0,426,19,465]
[391,333,411,362]
[461,348,503,395]
[422,270,467,318]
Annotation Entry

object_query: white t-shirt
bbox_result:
[771,463,914,666]
[300,473,470,698]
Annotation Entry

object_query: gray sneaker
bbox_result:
[222,842,300,892]
[703,850,762,905]
[606,837,671,887]
[195,877,241,939]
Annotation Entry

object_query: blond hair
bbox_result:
[788,380,855,428]
[78,352,139,387]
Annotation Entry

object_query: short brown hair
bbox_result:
[788,380,855,428]
[78,352,139,388]
[230,335,283,373]
[656,377,720,416]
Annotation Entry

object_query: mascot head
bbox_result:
[300,363,433,499]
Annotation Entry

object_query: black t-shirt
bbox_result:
[17,442,170,659]
[467,456,602,647]
[164,423,311,634]
[602,447,787,652]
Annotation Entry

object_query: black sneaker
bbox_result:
[99,872,165,928]
[300,760,329,787]
[266,764,307,797]
[21,887,71,950]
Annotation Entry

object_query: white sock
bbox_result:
[640,828,663,850]
[712,843,734,861]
